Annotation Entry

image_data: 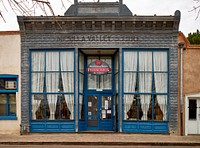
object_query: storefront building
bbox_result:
[0,31,21,134]
[18,0,180,134]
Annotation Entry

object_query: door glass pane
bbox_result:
[87,96,98,127]
[101,96,112,120]
[189,100,197,120]
[88,96,98,116]
[0,94,6,116]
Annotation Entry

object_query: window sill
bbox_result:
[0,116,17,120]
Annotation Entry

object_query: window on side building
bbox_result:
[123,49,169,121]
[0,75,18,120]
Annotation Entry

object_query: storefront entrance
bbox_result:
[87,94,114,131]
[79,49,119,132]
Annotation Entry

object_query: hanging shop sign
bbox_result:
[87,60,112,75]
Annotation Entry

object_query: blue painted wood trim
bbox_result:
[78,120,87,132]
[122,121,168,133]
[0,116,17,120]
[30,121,75,132]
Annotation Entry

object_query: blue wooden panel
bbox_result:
[46,124,59,129]
[30,121,75,132]
[99,120,113,131]
[122,121,168,133]
[153,122,168,131]
[31,123,45,129]
[78,120,87,132]
[139,124,152,131]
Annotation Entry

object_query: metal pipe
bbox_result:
[179,42,184,135]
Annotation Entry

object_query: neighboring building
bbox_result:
[17,0,180,134]
[178,32,200,135]
[0,31,21,134]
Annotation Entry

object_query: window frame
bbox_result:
[122,48,169,122]
[0,74,18,120]
[30,49,75,121]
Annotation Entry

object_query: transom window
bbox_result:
[31,50,75,120]
[87,56,112,90]
[123,50,168,121]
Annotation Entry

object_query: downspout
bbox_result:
[179,42,184,135]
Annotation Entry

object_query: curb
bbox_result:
[1,142,200,146]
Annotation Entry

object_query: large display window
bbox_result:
[123,50,169,121]
[31,50,75,121]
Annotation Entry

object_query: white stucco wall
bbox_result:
[0,31,21,134]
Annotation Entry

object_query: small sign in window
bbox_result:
[5,81,16,90]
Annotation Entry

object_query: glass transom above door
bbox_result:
[87,56,112,90]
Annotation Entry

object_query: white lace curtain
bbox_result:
[124,52,137,120]
[153,52,168,120]
[46,52,59,120]
[60,51,74,120]
[139,52,152,120]
[31,52,44,120]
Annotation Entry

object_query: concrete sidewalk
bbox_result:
[0,133,200,146]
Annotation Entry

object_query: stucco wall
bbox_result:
[0,32,21,134]
[178,32,200,135]
[183,47,200,95]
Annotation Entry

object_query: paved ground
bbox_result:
[0,146,199,148]
[0,133,200,146]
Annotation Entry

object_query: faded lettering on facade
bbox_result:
[57,34,139,42]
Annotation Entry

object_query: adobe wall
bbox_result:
[0,31,21,134]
